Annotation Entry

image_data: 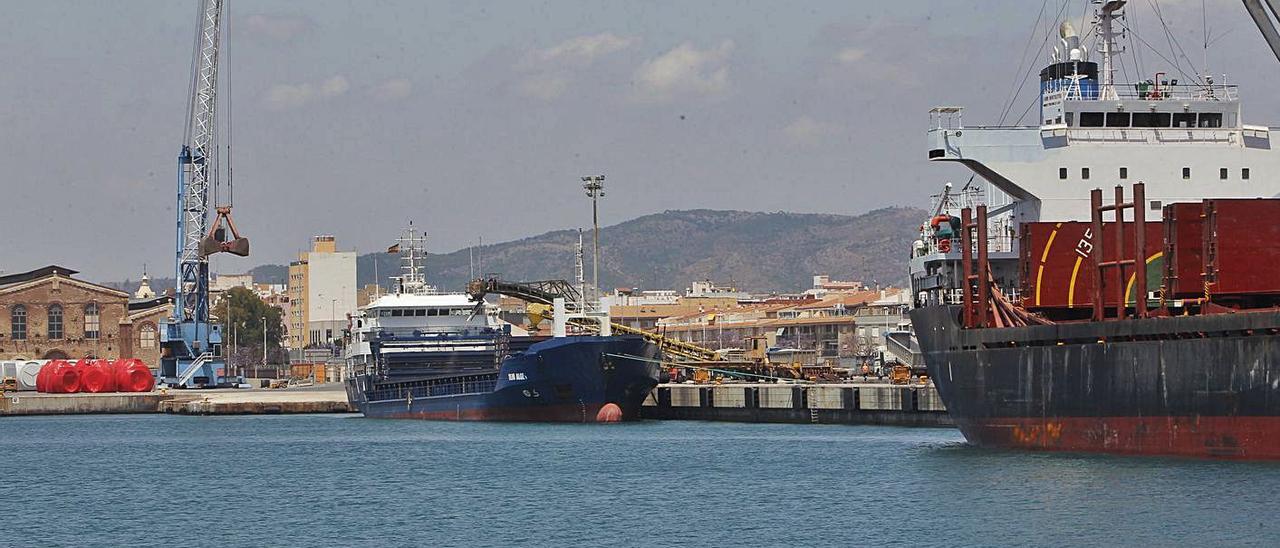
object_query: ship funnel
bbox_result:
[1059,21,1085,61]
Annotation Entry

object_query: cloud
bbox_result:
[244,14,312,42]
[370,78,412,101]
[632,40,734,102]
[516,74,569,101]
[783,116,841,145]
[835,47,867,64]
[523,33,637,68]
[262,75,349,110]
[514,33,636,101]
[319,75,350,97]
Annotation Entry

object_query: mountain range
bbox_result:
[106,208,926,295]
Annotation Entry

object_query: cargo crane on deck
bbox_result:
[160,0,250,388]
[465,276,722,363]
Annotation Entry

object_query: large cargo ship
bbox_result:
[343,226,661,422]
[909,1,1280,459]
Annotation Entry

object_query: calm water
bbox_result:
[1,415,1277,547]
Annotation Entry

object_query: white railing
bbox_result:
[177,352,214,386]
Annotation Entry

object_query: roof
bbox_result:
[0,265,80,288]
[0,265,127,298]
[791,290,882,310]
[366,292,476,309]
[129,295,173,312]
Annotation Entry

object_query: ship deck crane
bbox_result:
[465,277,722,363]
[160,0,250,388]
[1244,0,1280,63]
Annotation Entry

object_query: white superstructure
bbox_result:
[912,0,1280,310]
[928,1,1280,241]
[342,225,526,378]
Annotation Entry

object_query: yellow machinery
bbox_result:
[890,364,912,385]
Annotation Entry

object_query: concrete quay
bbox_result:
[0,384,355,416]
[641,382,954,427]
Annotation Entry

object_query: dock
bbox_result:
[0,384,355,416]
[641,382,953,427]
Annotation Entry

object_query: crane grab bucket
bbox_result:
[199,206,250,257]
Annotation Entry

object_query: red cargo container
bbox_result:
[1203,198,1280,298]
[80,359,117,393]
[1020,220,1163,310]
[1162,202,1204,300]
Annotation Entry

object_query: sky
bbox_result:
[1,0,1278,281]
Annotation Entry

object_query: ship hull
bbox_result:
[912,305,1280,460]
[346,336,661,423]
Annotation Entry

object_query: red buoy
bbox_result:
[36,361,57,392]
[80,359,117,393]
[113,359,155,393]
[45,360,81,394]
[595,402,623,423]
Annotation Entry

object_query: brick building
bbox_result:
[0,266,169,367]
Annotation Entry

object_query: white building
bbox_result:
[287,236,356,347]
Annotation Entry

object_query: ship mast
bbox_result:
[1096,0,1127,100]
[394,223,433,295]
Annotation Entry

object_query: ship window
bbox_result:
[1119,167,1128,179]
[1081,167,1090,180]
[1150,200,1162,211]
[1132,112,1170,127]
[1199,113,1222,127]
[1105,112,1130,127]
[1059,167,1068,180]
[1173,113,1196,128]
[1220,168,1229,180]
[415,309,425,316]
[1079,112,1105,127]
[1065,112,1074,126]
[1182,167,1191,179]
[391,309,403,317]
[1243,168,1251,180]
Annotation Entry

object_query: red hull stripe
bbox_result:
[377,403,617,423]
[959,416,1280,460]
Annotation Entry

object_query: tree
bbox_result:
[212,286,284,363]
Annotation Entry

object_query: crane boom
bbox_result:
[162,0,247,388]
[1244,0,1280,63]
[176,0,223,324]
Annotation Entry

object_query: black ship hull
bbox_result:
[912,305,1280,459]
[346,336,662,422]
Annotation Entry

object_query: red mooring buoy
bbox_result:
[595,402,623,423]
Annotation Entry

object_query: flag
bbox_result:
[387,244,400,253]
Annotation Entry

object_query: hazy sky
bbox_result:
[2,0,1276,280]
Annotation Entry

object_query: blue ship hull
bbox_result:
[345,336,661,422]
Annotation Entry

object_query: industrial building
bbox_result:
[0,266,170,367]
[287,236,356,348]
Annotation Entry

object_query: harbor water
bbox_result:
[2,415,1278,546]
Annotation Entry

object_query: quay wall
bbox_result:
[642,383,954,427]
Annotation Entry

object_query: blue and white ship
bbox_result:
[343,226,660,422]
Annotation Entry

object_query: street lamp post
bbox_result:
[581,175,605,302]
[261,316,267,378]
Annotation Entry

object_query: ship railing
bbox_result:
[1062,83,1238,102]
[367,377,499,402]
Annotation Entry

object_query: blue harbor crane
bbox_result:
[159,0,249,388]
